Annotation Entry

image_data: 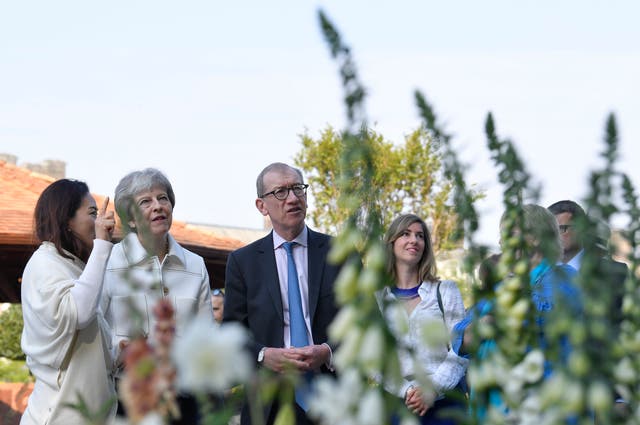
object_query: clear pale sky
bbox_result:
[2,1,639,247]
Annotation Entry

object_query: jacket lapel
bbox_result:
[258,232,284,321]
[307,229,325,322]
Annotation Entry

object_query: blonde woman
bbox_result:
[379,214,467,425]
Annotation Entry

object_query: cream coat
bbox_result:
[20,242,116,425]
[101,232,214,363]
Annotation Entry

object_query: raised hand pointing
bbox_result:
[95,196,116,241]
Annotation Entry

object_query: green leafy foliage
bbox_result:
[0,305,25,361]
[290,11,640,423]
[0,358,31,383]
[62,393,116,425]
[416,74,639,423]
[295,125,482,253]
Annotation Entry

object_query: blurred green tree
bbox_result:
[295,125,482,253]
[0,304,24,360]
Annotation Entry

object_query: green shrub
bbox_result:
[0,304,25,360]
[0,357,32,383]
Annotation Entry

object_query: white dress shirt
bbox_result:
[566,249,584,271]
[378,280,468,398]
[272,226,314,348]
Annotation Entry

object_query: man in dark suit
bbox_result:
[224,162,340,425]
[548,199,629,328]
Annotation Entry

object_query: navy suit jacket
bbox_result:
[223,227,340,425]
[223,227,340,364]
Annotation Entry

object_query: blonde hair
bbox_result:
[500,204,562,263]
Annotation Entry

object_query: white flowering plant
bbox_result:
[72,8,640,425]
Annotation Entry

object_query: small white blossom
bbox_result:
[509,299,529,321]
[329,305,359,341]
[329,228,362,264]
[560,380,584,414]
[399,416,419,425]
[511,350,544,384]
[358,267,381,295]
[334,326,363,369]
[334,262,360,303]
[309,369,363,425]
[364,242,386,270]
[384,350,404,391]
[357,389,384,425]
[588,381,612,412]
[614,356,635,384]
[503,378,524,403]
[568,351,590,376]
[521,393,541,412]
[385,303,409,335]
[468,363,493,390]
[418,317,449,348]
[139,413,165,425]
[358,324,384,374]
[539,374,567,407]
[172,318,252,393]
[496,282,517,306]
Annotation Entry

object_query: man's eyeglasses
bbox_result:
[261,184,309,200]
[558,224,574,234]
[212,288,224,296]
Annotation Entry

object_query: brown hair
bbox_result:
[384,213,439,283]
[500,204,562,263]
[35,179,91,261]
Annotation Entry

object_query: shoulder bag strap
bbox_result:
[436,281,452,351]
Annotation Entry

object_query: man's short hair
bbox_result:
[547,200,586,220]
[255,162,304,198]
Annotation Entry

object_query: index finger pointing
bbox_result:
[100,196,110,215]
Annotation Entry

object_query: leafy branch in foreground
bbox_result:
[63,394,116,425]
[617,173,640,417]
[417,71,638,423]
[307,10,410,425]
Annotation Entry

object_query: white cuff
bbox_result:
[70,239,113,329]
[322,342,334,371]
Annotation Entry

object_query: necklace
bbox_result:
[391,284,421,300]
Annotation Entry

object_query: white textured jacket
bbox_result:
[21,242,116,425]
[377,279,468,399]
[101,232,214,364]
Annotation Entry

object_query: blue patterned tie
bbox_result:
[283,241,310,410]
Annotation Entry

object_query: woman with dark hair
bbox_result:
[20,179,116,425]
[378,214,468,425]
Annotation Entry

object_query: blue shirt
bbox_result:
[455,259,581,420]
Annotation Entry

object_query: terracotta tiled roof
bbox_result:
[0,160,244,251]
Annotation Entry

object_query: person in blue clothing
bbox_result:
[379,214,468,425]
[452,204,581,421]
[451,254,500,359]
